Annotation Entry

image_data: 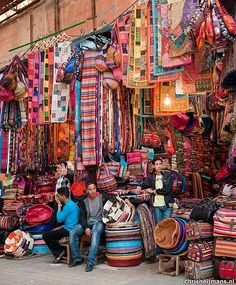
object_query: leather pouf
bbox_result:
[106,222,142,267]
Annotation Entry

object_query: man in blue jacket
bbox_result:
[43,187,80,264]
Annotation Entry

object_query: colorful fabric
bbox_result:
[115,13,131,86]
[159,3,192,69]
[27,52,40,125]
[43,46,54,123]
[51,41,71,123]
[81,51,98,165]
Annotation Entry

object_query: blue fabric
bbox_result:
[57,199,80,231]
[154,206,173,225]
[75,80,82,157]
[27,223,55,234]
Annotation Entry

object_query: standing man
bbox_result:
[56,160,74,193]
[69,182,110,272]
[142,157,174,225]
[43,187,80,264]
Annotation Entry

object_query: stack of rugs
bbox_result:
[213,203,236,281]
[154,218,189,256]
[185,220,214,280]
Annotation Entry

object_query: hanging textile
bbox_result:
[153,83,189,116]
[0,130,9,173]
[27,52,40,125]
[51,41,71,123]
[57,122,70,161]
[115,13,131,86]
[159,3,192,69]
[43,46,54,123]
[151,0,184,77]
[81,51,98,165]
[127,13,154,88]
[38,51,45,124]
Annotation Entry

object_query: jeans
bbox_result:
[69,224,84,262]
[42,228,69,258]
[69,221,104,266]
[154,206,173,225]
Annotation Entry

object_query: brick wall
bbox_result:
[0,0,133,69]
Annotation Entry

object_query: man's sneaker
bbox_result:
[68,258,84,268]
[85,264,94,272]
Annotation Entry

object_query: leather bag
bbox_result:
[190,198,221,223]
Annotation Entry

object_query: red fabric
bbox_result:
[26,204,53,225]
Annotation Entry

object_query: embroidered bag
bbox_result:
[97,164,117,192]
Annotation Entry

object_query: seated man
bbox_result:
[69,181,112,272]
[43,187,80,264]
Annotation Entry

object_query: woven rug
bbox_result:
[51,41,71,123]
[81,51,98,165]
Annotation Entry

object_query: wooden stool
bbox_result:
[59,237,71,265]
[158,254,182,277]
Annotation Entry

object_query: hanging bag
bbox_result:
[97,164,117,192]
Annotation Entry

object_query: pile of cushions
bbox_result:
[185,220,214,280]
[213,207,236,281]
[4,229,34,257]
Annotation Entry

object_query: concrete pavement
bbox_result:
[0,254,186,285]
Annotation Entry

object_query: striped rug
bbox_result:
[81,51,98,165]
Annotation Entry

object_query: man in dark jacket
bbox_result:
[142,157,174,225]
[69,181,114,272]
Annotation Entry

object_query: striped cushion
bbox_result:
[214,238,236,259]
[213,208,236,238]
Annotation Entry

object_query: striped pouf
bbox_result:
[32,234,51,255]
[106,222,142,267]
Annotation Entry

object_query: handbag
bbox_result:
[184,260,214,280]
[185,221,213,240]
[141,146,154,160]
[219,259,236,281]
[188,240,214,262]
[0,86,15,102]
[213,208,236,238]
[126,152,142,165]
[26,204,53,225]
[190,198,221,223]
[106,155,120,177]
[97,164,117,192]
[214,238,236,259]
[0,214,18,230]
[56,63,66,82]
